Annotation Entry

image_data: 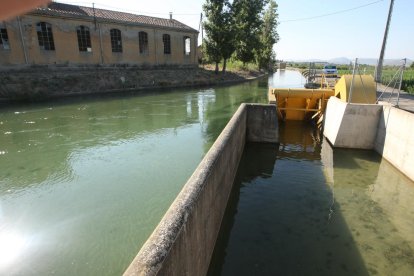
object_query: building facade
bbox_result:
[0,3,198,66]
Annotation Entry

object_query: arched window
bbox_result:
[110,29,122,52]
[139,31,148,54]
[183,36,191,55]
[162,34,171,54]
[76,26,92,52]
[36,22,55,50]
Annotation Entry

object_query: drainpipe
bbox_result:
[193,33,196,65]
[153,29,157,65]
[98,23,104,64]
[17,16,28,64]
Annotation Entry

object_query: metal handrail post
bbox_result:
[348,58,358,104]
[396,58,407,107]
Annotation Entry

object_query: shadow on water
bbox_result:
[208,122,370,276]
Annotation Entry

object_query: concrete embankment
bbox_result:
[375,104,414,181]
[124,104,278,275]
[0,65,264,101]
[324,97,414,181]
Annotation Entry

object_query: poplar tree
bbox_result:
[203,0,226,74]
[256,0,279,70]
[220,3,235,73]
[232,0,269,65]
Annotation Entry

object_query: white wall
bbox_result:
[324,97,382,149]
[375,105,414,181]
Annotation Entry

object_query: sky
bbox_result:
[55,0,413,61]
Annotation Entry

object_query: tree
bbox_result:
[411,62,414,69]
[220,3,235,73]
[232,0,268,65]
[203,0,226,74]
[255,0,279,70]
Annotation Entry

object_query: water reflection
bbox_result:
[210,123,414,275]
[0,231,27,270]
[0,79,269,275]
[268,69,306,88]
[210,124,369,275]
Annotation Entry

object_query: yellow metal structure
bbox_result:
[334,75,376,104]
[268,88,335,121]
[268,74,377,121]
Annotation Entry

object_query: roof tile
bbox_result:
[30,2,197,33]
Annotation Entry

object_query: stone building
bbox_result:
[0,2,198,66]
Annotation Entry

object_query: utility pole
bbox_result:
[376,0,394,83]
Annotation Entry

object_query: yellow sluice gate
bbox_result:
[268,88,335,120]
[268,75,377,121]
[334,75,377,104]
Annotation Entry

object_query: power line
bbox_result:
[280,0,384,23]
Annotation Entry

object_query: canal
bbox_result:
[208,123,414,273]
[1,70,413,275]
[0,72,273,275]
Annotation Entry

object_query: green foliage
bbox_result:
[232,0,268,64]
[220,4,236,72]
[255,0,279,70]
[202,0,279,72]
[224,60,259,71]
[411,62,414,69]
[203,0,227,72]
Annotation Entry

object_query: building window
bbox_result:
[36,22,55,51]
[139,31,148,54]
[110,29,122,52]
[77,26,92,52]
[184,36,191,55]
[0,27,10,50]
[162,34,171,54]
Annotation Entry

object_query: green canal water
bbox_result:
[209,122,414,275]
[0,75,269,275]
[1,70,413,275]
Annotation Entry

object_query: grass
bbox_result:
[337,67,414,94]
[202,60,260,73]
[288,62,414,94]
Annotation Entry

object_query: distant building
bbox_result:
[0,2,198,66]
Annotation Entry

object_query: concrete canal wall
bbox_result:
[324,97,382,149]
[124,104,278,276]
[0,66,263,101]
[324,97,414,181]
[375,105,414,181]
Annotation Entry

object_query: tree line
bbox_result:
[203,0,279,73]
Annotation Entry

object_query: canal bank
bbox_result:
[0,65,265,102]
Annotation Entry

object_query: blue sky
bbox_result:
[56,0,413,61]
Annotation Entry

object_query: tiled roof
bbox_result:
[29,2,198,33]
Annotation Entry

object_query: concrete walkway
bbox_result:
[376,84,414,113]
